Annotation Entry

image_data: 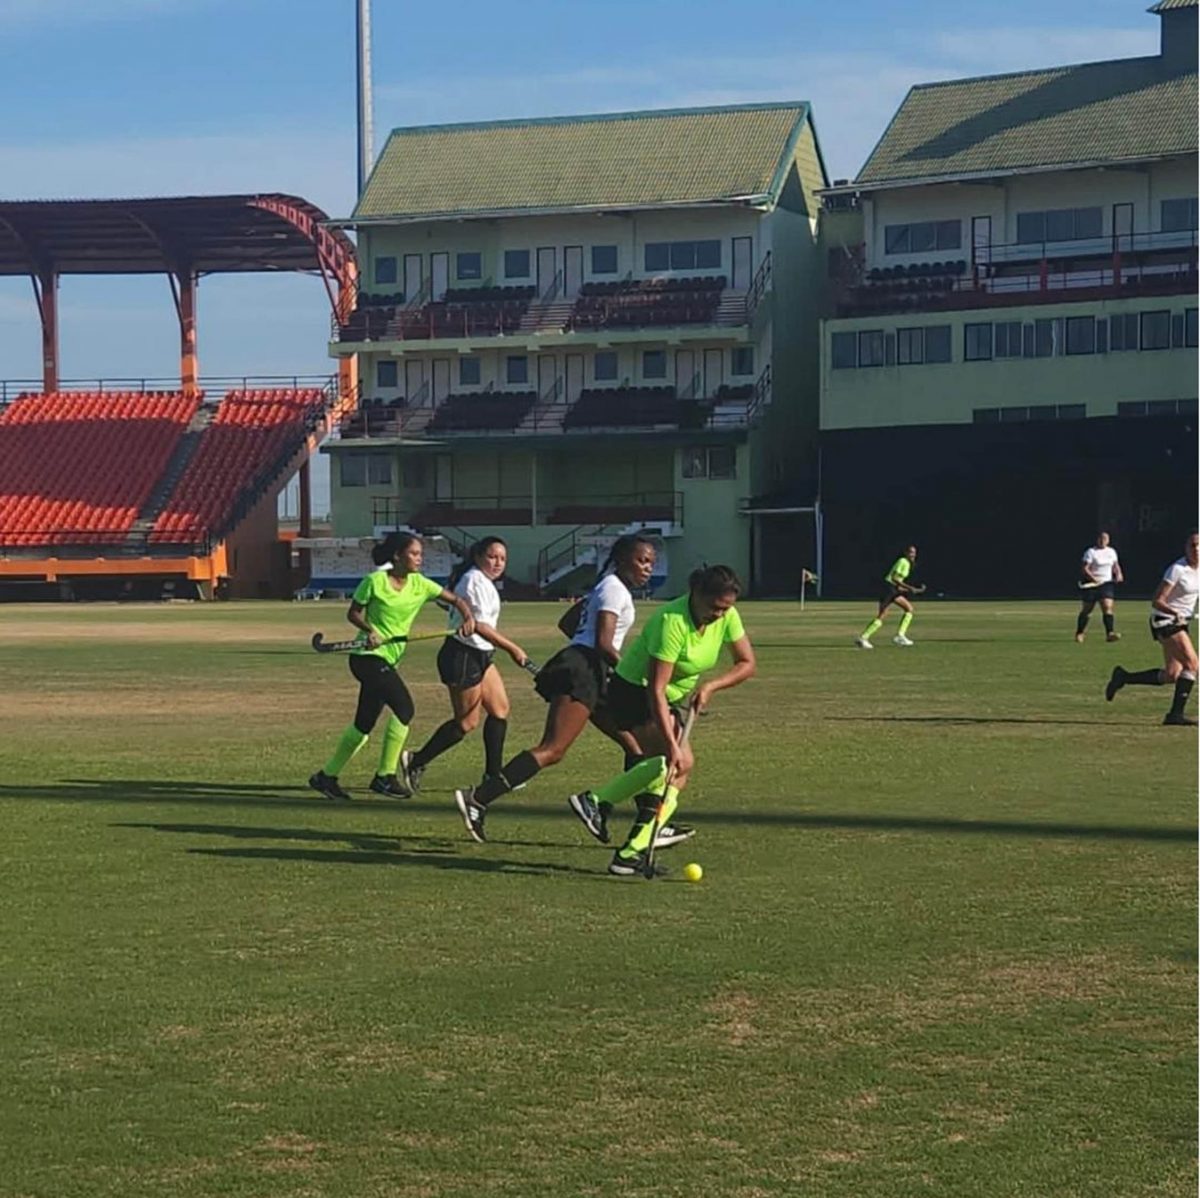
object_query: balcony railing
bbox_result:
[747,251,772,321]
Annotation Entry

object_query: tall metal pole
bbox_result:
[356,0,374,196]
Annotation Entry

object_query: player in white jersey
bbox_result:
[1075,531,1123,643]
[453,535,658,842]
[402,537,530,790]
[1105,531,1199,726]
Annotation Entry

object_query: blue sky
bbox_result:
[0,0,1161,384]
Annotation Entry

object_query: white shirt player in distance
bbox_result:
[1076,530,1123,644]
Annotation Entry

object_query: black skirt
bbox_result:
[436,637,495,689]
[534,644,609,711]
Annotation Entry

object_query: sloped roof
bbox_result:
[854,52,1196,188]
[1148,0,1196,13]
[351,103,819,222]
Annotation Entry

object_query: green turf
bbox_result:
[0,599,1194,1197]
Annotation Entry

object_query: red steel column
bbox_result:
[178,268,198,396]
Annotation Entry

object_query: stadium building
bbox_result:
[324,102,828,596]
[818,0,1198,595]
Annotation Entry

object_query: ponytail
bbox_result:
[447,536,507,589]
[688,563,742,599]
[598,533,656,579]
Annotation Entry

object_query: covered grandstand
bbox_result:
[0,195,357,598]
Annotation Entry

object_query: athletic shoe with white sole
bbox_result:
[854,636,874,650]
[308,770,352,801]
[369,773,412,799]
[607,849,667,878]
[1105,667,1127,702]
[454,787,488,843]
[400,750,423,793]
[568,791,609,843]
[1106,632,1121,643]
[893,635,915,646]
[654,823,696,849]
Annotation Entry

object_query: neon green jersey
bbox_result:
[887,557,911,585]
[351,570,443,665]
[615,593,746,703]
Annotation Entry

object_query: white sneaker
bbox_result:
[855,636,874,649]
[893,635,915,646]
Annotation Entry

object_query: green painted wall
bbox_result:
[669,442,751,593]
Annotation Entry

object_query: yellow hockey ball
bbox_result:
[682,862,703,883]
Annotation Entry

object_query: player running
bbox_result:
[402,537,530,790]
[1105,531,1199,726]
[1075,530,1123,643]
[856,544,921,648]
[308,531,475,800]
[569,564,756,878]
[452,534,657,843]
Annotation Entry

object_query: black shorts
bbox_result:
[1080,581,1116,602]
[436,637,495,689]
[606,674,690,733]
[879,584,904,608]
[1149,615,1190,642]
[534,644,609,712]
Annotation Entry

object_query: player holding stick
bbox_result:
[308,531,475,801]
[1105,531,1199,726]
[856,544,922,649]
[570,564,756,878]
[402,537,531,790]
[1075,530,1123,643]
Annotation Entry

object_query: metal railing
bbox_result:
[0,374,336,404]
[747,252,773,321]
[0,530,212,557]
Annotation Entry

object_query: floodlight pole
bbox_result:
[356,0,375,195]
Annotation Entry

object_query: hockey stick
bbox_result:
[521,659,541,677]
[310,630,447,653]
[643,702,698,880]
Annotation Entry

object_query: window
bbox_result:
[730,347,754,376]
[831,332,857,369]
[1066,316,1096,355]
[682,447,707,479]
[994,321,1023,358]
[374,256,398,285]
[376,359,398,389]
[504,249,530,279]
[1161,198,1199,232]
[1034,318,1061,358]
[456,252,482,280]
[857,330,885,367]
[593,351,618,381]
[368,454,392,486]
[964,323,993,361]
[459,357,481,386]
[1140,310,1171,350]
[925,325,952,363]
[1187,309,1198,348]
[1172,314,1186,348]
[505,355,528,384]
[642,350,666,379]
[897,327,924,365]
[1016,207,1103,244]
[708,446,736,479]
[883,220,961,254]
[645,239,721,272]
[591,245,618,275]
[340,454,366,487]
[1109,313,1138,351]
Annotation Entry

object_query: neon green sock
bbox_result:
[378,716,410,776]
[621,791,678,856]
[594,756,666,807]
[862,617,883,639]
[898,611,913,637]
[324,725,368,776]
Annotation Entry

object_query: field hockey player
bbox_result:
[1075,530,1123,643]
[856,544,922,648]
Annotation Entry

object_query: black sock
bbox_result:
[1076,611,1090,635]
[1102,613,1115,635]
[475,749,540,805]
[482,716,508,777]
[1170,675,1195,715]
[619,793,659,853]
[411,720,466,769]
[1124,668,1164,686]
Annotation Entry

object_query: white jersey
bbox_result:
[448,567,500,651]
[1082,546,1119,584]
[1153,557,1199,625]
[572,572,636,653]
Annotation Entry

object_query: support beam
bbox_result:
[37,268,58,393]
[176,268,198,395]
[298,458,312,538]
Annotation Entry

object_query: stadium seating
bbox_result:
[568,276,725,331]
[427,391,537,432]
[339,286,536,341]
[562,386,687,430]
[149,387,326,544]
[0,391,199,546]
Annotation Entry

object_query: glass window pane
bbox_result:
[857,330,885,367]
[368,454,392,485]
[1161,198,1199,232]
[936,220,962,250]
[884,225,910,254]
[925,325,952,363]
[459,357,481,386]
[591,245,618,275]
[964,323,993,361]
[897,328,923,365]
[645,243,669,271]
[1074,207,1103,239]
[594,351,618,381]
[374,256,397,285]
[682,447,706,478]
[696,240,722,269]
[1066,316,1095,355]
[1140,310,1171,350]
[973,408,1000,424]
[643,350,666,379]
[1016,212,1044,243]
[670,242,697,270]
[999,406,1028,423]
[1034,319,1056,357]
[340,455,366,487]
[376,360,398,389]
[1045,209,1073,241]
[504,249,530,279]
[730,347,754,376]
[831,332,857,368]
[1187,309,1198,348]
[909,222,936,253]
[456,252,482,280]
[1057,404,1086,421]
[707,446,736,479]
[506,355,528,384]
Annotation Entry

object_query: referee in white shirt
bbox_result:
[1075,531,1123,643]
[1105,531,1199,726]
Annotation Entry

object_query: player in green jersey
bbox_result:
[569,564,757,877]
[856,544,920,649]
[308,531,475,801]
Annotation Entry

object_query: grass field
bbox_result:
[0,598,1194,1198]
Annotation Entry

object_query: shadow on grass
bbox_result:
[0,779,1191,845]
[826,714,1127,728]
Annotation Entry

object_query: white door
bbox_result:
[565,354,584,402]
[732,237,753,290]
[403,254,423,302]
[1113,203,1133,254]
[675,349,697,398]
[564,246,583,298]
[703,349,723,399]
[404,359,427,405]
[536,247,557,298]
[537,354,559,400]
[430,253,449,301]
[432,359,451,403]
[971,217,992,267]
